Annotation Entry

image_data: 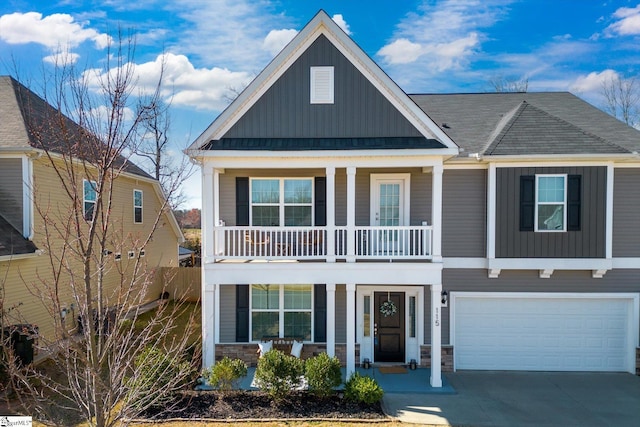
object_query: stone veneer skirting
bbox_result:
[636,348,640,376]
[215,343,359,367]
[420,345,454,372]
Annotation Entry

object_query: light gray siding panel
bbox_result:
[219,285,236,342]
[335,284,346,343]
[496,166,606,258]
[442,169,486,257]
[335,169,347,225]
[613,168,640,256]
[223,35,422,139]
[442,268,640,344]
[0,158,23,231]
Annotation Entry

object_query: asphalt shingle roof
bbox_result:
[410,92,640,157]
[0,215,37,257]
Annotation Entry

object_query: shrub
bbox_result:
[126,346,191,410]
[344,372,384,404]
[204,357,247,392]
[254,349,304,401]
[304,352,342,398]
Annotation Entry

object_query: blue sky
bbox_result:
[2,1,640,208]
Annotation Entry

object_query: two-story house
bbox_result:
[0,75,183,345]
[188,11,640,387]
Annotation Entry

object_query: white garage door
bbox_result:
[453,294,636,373]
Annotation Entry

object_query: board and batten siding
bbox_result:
[613,168,640,257]
[442,169,486,257]
[222,35,422,139]
[0,157,24,231]
[430,268,640,345]
[496,166,606,258]
[219,285,236,342]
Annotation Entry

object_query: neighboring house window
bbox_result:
[83,179,97,221]
[250,178,313,226]
[250,284,312,341]
[133,189,143,223]
[535,175,566,231]
[310,66,334,104]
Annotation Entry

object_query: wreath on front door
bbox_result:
[380,300,397,317]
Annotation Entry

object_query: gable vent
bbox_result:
[310,66,334,104]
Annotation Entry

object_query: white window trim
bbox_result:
[83,179,97,221]
[249,178,314,226]
[310,66,334,104]
[534,174,567,233]
[249,284,314,342]
[133,189,143,224]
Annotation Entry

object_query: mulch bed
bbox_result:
[141,390,387,421]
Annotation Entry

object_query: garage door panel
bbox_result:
[454,296,633,372]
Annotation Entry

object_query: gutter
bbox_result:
[0,249,44,263]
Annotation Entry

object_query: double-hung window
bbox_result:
[133,189,143,223]
[535,174,566,231]
[83,179,97,221]
[250,178,313,226]
[250,284,312,341]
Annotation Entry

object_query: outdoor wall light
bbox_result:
[362,358,371,369]
[409,359,417,370]
[441,290,448,305]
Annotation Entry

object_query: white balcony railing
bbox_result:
[213,225,432,261]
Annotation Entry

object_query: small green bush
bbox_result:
[344,372,384,404]
[127,346,191,410]
[204,356,247,392]
[254,349,304,401]
[304,352,342,398]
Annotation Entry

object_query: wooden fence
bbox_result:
[154,267,201,302]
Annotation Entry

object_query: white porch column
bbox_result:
[326,167,336,262]
[202,282,217,369]
[346,167,356,262]
[430,283,442,388]
[346,283,356,376]
[202,165,215,264]
[431,164,443,262]
[326,283,336,357]
[487,163,496,261]
[605,162,614,260]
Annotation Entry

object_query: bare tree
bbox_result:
[488,74,529,92]
[5,32,197,427]
[602,74,640,127]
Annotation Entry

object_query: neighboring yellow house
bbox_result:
[0,75,183,345]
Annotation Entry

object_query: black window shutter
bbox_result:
[520,175,535,231]
[236,285,250,342]
[567,175,581,231]
[314,284,326,342]
[236,177,249,226]
[314,177,326,226]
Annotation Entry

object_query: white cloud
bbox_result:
[0,12,111,50]
[378,38,423,64]
[84,53,252,111]
[263,29,298,56]
[331,14,352,35]
[376,0,512,77]
[570,69,619,93]
[43,51,80,65]
[606,5,640,36]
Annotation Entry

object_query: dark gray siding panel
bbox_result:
[442,268,640,344]
[0,158,23,231]
[613,168,640,257]
[223,35,422,139]
[443,169,486,257]
[496,167,606,258]
[220,285,236,342]
[335,285,346,343]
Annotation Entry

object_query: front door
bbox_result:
[374,292,405,362]
[370,174,409,254]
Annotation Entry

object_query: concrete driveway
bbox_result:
[382,371,640,426]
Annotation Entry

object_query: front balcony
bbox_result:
[213,225,433,262]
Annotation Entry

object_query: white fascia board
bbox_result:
[488,258,613,271]
[612,258,640,268]
[443,162,489,170]
[188,11,458,153]
[481,154,638,164]
[0,249,44,263]
[195,152,452,169]
[615,163,640,168]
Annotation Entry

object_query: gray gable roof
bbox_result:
[0,76,151,178]
[410,92,640,157]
